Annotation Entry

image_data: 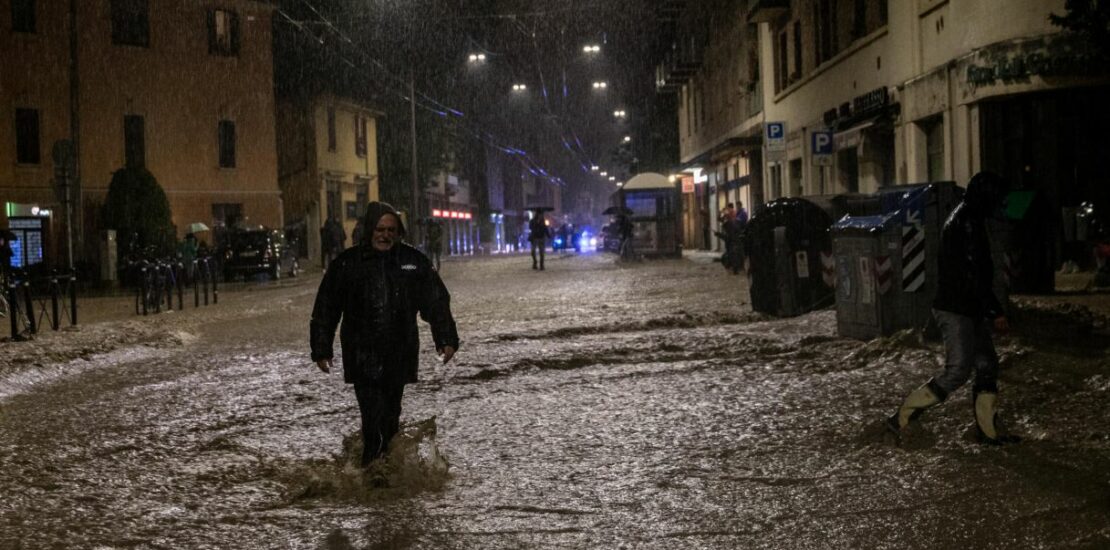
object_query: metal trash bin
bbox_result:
[746,197,836,317]
[831,182,961,339]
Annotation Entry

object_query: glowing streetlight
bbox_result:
[616,182,624,187]
[613,110,627,118]
[590,165,599,171]
[623,136,632,143]
[512,83,527,91]
[592,81,608,89]
[468,53,487,63]
[582,45,601,53]
[600,171,608,177]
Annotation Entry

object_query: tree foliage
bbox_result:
[101,167,175,256]
[1050,0,1110,58]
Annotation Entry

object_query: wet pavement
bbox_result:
[1,252,1108,549]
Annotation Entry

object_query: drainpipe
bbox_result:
[68,0,81,267]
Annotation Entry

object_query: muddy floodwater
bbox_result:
[1,253,1108,549]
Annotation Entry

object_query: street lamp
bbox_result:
[613,110,627,118]
[590,165,599,171]
[609,176,616,181]
[468,53,487,63]
[582,44,601,53]
[623,135,632,143]
[591,81,608,89]
[600,171,608,177]
[512,83,527,91]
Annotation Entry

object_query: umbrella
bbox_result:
[186,222,210,234]
[526,206,555,212]
[602,206,632,216]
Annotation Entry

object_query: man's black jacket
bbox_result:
[932,202,1004,319]
[310,243,459,386]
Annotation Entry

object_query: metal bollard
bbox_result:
[51,277,60,331]
[8,283,18,340]
[70,275,77,326]
[22,281,36,334]
[211,262,219,305]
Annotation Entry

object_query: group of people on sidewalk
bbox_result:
[308,172,1021,474]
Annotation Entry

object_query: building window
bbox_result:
[776,29,788,92]
[345,201,359,220]
[769,163,783,199]
[326,107,337,151]
[924,116,945,182]
[852,0,868,39]
[792,21,803,81]
[218,120,236,168]
[111,0,150,47]
[124,115,145,169]
[11,0,35,33]
[15,108,41,165]
[207,9,240,56]
[354,115,367,157]
[816,0,838,64]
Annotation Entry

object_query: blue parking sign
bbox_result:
[766,121,786,151]
[811,131,833,155]
[766,122,784,140]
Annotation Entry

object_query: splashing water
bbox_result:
[282,417,450,503]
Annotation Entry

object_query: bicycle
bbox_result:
[1,268,34,339]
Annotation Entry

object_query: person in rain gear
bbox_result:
[425,220,444,271]
[310,202,459,467]
[529,214,549,270]
[616,213,635,261]
[886,171,1020,445]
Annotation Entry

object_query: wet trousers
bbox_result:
[530,239,546,269]
[930,309,999,397]
[353,382,406,466]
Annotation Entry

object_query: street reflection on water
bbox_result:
[1,254,1108,548]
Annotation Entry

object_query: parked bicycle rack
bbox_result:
[133,257,218,316]
[5,270,77,341]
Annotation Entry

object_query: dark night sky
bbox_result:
[272,0,675,214]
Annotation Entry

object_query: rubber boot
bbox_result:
[973,390,1021,445]
[887,381,945,432]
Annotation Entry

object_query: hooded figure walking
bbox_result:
[310,202,459,467]
[886,171,1019,445]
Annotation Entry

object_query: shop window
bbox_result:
[326,107,337,151]
[790,158,803,197]
[208,9,240,56]
[12,0,35,33]
[111,0,149,47]
[212,203,243,228]
[218,120,236,168]
[15,108,41,165]
[354,115,367,157]
[923,116,945,181]
[124,115,146,169]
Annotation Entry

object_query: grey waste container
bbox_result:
[831,182,961,340]
[746,198,835,317]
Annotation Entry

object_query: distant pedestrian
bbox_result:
[351,219,365,247]
[616,213,635,262]
[310,202,459,468]
[886,171,1020,445]
[529,214,549,270]
[425,220,444,271]
[321,217,344,269]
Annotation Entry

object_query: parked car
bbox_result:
[222,228,299,281]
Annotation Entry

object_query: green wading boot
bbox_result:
[973,391,1022,445]
[887,382,944,434]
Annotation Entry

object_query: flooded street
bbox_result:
[1,254,1108,549]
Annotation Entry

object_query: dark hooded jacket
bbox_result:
[310,202,459,386]
[932,173,1007,319]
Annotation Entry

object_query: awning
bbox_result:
[833,121,874,151]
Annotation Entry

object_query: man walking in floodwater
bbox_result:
[887,171,1020,445]
[310,202,459,467]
